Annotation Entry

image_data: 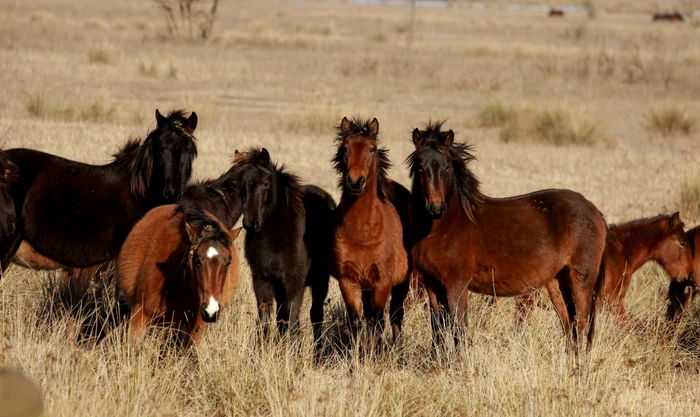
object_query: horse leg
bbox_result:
[424,278,448,353]
[447,284,469,347]
[309,265,329,348]
[369,284,392,353]
[666,280,694,325]
[127,305,149,343]
[252,276,275,341]
[568,265,596,351]
[0,226,23,274]
[389,278,410,345]
[514,292,536,331]
[278,276,305,339]
[545,278,573,349]
[338,277,363,343]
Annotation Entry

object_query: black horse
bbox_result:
[0,150,19,239]
[2,109,198,271]
[234,147,335,346]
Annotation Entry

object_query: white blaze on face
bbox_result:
[206,246,219,259]
[205,296,220,317]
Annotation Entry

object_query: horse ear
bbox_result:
[671,211,681,228]
[188,112,198,130]
[229,227,243,241]
[368,118,379,137]
[340,117,352,134]
[412,128,423,147]
[444,130,455,147]
[260,148,271,165]
[233,149,244,163]
[184,221,197,243]
[155,109,167,130]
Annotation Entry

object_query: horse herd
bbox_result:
[0,109,697,354]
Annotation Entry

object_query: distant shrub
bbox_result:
[88,48,111,65]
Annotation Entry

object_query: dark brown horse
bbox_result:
[515,212,694,323]
[332,117,410,346]
[549,8,565,17]
[667,225,700,322]
[234,148,335,346]
[0,150,19,241]
[408,121,607,351]
[653,12,684,22]
[3,109,198,272]
[117,203,242,347]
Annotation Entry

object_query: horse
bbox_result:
[667,225,700,322]
[653,12,684,22]
[332,117,410,347]
[549,8,565,17]
[3,109,198,272]
[0,150,19,240]
[514,212,694,324]
[234,147,336,346]
[117,202,242,347]
[408,121,607,351]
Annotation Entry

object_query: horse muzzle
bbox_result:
[163,187,183,202]
[200,302,219,323]
[346,175,366,195]
[242,217,261,232]
[426,202,447,219]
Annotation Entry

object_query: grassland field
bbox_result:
[0,0,700,416]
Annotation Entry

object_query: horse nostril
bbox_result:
[253,220,260,231]
[8,217,15,233]
[358,176,366,188]
[174,189,182,200]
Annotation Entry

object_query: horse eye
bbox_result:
[680,241,687,247]
[194,258,202,267]
[263,181,270,188]
[369,147,376,153]
[341,146,348,153]
[225,260,231,267]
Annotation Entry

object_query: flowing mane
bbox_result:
[112,109,198,199]
[609,213,682,243]
[233,147,304,215]
[332,117,392,202]
[407,120,484,222]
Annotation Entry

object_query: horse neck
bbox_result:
[341,171,382,216]
[613,223,666,273]
[431,186,468,232]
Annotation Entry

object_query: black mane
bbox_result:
[332,117,392,202]
[112,109,198,199]
[234,147,304,215]
[407,120,484,222]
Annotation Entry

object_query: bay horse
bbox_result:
[117,202,242,347]
[0,150,19,240]
[408,121,607,351]
[514,212,694,323]
[667,225,700,322]
[332,117,410,347]
[234,147,336,346]
[3,109,198,272]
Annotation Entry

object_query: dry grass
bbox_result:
[87,48,111,65]
[479,104,602,146]
[2,0,700,415]
[645,106,696,137]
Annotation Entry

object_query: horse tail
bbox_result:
[587,218,608,349]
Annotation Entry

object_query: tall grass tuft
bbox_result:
[645,106,696,137]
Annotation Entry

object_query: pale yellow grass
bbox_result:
[1,0,700,415]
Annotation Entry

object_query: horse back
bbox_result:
[302,185,336,262]
[117,205,183,307]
